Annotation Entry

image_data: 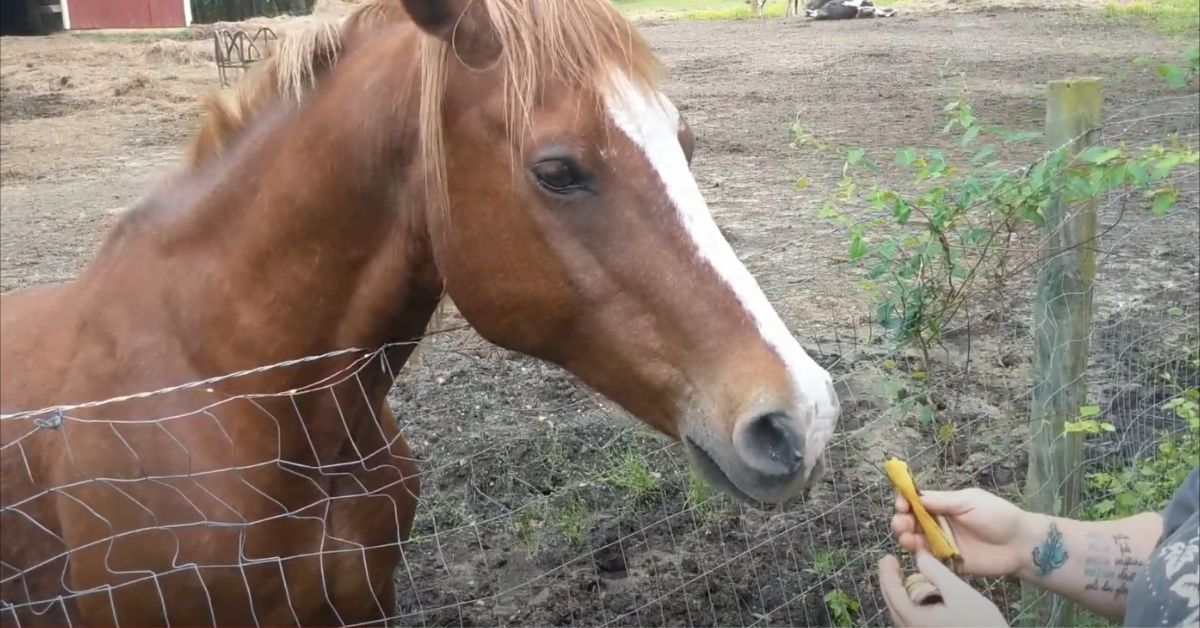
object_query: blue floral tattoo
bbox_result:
[1032,521,1069,577]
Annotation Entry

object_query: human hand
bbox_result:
[891,488,1034,578]
[878,553,1009,627]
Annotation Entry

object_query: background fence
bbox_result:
[1,69,1197,628]
[189,0,315,24]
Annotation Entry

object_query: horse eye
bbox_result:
[531,160,586,194]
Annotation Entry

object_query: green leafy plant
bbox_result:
[814,63,1199,445]
[824,588,861,627]
[1065,405,1117,435]
[826,103,1196,375]
[1084,384,1200,520]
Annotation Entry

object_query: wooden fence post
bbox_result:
[1021,77,1102,627]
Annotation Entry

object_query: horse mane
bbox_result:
[418,0,660,215]
[184,0,659,348]
[187,0,661,213]
[186,0,403,166]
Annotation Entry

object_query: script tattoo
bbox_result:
[1082,532,1145,600]
[1032,522,1069,577]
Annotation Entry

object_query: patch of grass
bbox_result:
[1104,0,1200,37]
[415,500,468,535]
[69,28,195,43]
[613,0,785,21]
[554,498,588,552]
[683,466,720,516]
[808,547,850,578]
[1076,610,1118,627]
[602,450,663,503]
[513,507,542,557]
[614,0,911,20]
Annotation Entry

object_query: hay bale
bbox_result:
[142,39,214,65]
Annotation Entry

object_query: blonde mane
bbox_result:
[418,0,660,215]
[188,0,661,215]
[185,0,660,351]
[187,0,402,166]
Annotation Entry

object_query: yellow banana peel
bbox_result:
[883,457,961,563]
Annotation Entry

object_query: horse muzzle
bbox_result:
[684,397,836,504]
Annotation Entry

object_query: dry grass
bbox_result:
[142,39,214,65]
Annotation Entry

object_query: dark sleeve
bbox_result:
[1160,466,1200,541]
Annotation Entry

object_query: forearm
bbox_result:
[1015,512,1163,620]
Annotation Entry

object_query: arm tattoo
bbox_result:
[1082,532,1145,600]
[1032,521,1069,577]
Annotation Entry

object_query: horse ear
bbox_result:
[399,0,499,66]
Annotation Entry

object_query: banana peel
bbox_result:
[883,457,961,563]
[884,457,963,604]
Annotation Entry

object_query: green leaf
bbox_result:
[917,404,935,426]
[971,144,997,165]
[1129,161,1150,187]
[848,236,868,261]
[1157,63,1188,89]
[1079,405,1102,418]
[1151,154,1182,180]
[1079,146,1121,165]
[794,176,809,190]
[895,147,918,167]
[1151,187,1178,216]
[986,126,1042,144]
[958,106,976,129]
[1104,161,1129,189]
[943,101,960,112]
[818,202,841,220]
[960,126,980,147]
[846,148,866,166]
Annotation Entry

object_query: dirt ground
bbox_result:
[1,5,1197,626]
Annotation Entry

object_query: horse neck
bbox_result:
[96,35,442,385]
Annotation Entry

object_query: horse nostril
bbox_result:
[741,412,804,477]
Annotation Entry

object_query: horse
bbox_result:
[805,0,897,19]
[0,0,841,624]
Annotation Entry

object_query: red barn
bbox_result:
[63,0,192,29]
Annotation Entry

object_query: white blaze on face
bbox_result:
[603,72,839,469]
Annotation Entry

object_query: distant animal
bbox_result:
[806,0,896,19]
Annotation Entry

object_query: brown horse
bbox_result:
[0,0,840,624]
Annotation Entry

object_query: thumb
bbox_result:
[919,490,974,515]
[915,551,970,593]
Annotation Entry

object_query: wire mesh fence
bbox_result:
[1,89,1197,627]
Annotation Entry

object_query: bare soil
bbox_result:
[1,6,1197,626]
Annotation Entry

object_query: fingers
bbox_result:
[895,494,911,513]
[915,551,969,593]
[899,532,930,553]
[891,514,930,553]
[878,554,915,626]
[891,513,915,535]
[919,489,978,515]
